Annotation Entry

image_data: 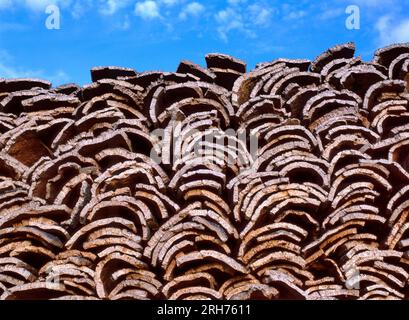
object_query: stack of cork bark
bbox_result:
[1,42,409,300]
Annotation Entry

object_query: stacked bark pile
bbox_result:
[1,43,409,300]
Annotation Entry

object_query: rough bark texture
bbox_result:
[1,43,409,300]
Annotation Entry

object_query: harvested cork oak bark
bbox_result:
[1,42,409,300]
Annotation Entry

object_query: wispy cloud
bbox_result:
[227,0,247,6]
[24,0,69,11]
[348,0,395,7]
[215,2,273,41]
[0,50,70,85]
[0,0,12,10]
[284,10,307,20]
[248,4,272,26]
[376,15,409,45]
[179,2,204,20]
[0,0,72,11]
[215,8,246,42]
[115,14,131,29]
[99,0,132,15]
[160,0,180,6]
[135,0,161,20]
[319,7,344,20]
[0,21,27,31]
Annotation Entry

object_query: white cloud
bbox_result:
[0,50,70,85]
[116,14,131,29]
[0,0,92,18]
[228,0,247,5]
[391,21,409,42]
[48,70,70,85]
[319,8,344,20]
[215,2,274,41]
[160,0,179,6]
[215,8,246,41]
[376,15,409,45]
[0,0,12,9]
[179,2,204,20]
[24,0,72,11]
[135,0,160,19]
[285,10,306,20]
[248,4,272,26]
[71,1,86,18]
[0,0,72,11]
[0,0,128,15]
[0,22,27,31]
[99,0,131,15]
[349,0,394,6]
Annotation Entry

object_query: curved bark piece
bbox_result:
[0,282,72,300]
[364,80,406,112]
[262,270,307,300]
[0,89,48,114]
[220,275,279,300]
[388,53,409,80]
[177,60,217,83]
[231,65,285,110]
[0,78,51,93]
[158,97,232,128]
[269,72,321,98]
[256,59,310,72]
[94,252,154,299]
[38,250,96,297]
[81,80,143,112]
[321,57,361,79]
[21,94,79,113]
[91,66,137,82]
[0,152,28,179]
[2,127,53,167]
[66,217,138,250]
[373,43,409,68]
[52,83,80,96]
[1,45,409,300]
[27,152,98,200]
[310,42,356,73]
[339,65,388,97]
[205,53,246,74]
[162,272,217,298]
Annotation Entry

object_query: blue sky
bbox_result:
[0,0,409,86]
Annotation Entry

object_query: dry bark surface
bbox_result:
[1,42,409,300]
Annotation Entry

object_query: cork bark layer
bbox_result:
[1,43,409,300]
